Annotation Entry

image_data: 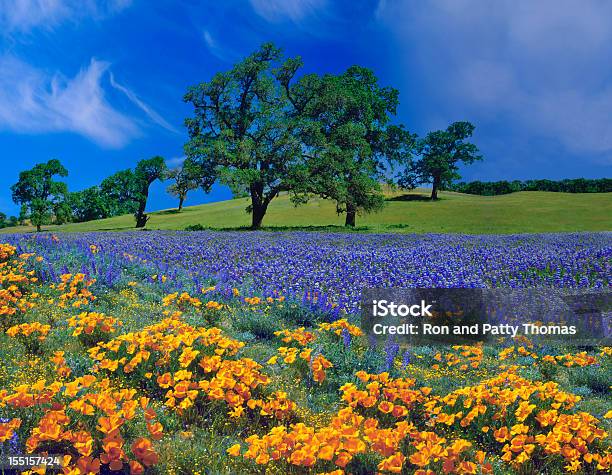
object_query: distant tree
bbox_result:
[448,177,611,195]
[398,121,482,200]
[100,169,141,216]
[0,212,16,229]
[184,43,302,229]
[11,159,68,231]
[165,161,201,211]
[284,65,415,226]
[133,156,167,227]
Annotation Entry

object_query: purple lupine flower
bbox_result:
[341,328,351,348]
[5,231,609,313]
[383,338,400,371]
[401,350,411,369]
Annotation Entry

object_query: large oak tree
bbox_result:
[183,43,303,229]
[283,65,414,226]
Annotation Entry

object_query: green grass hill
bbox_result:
[2,189,611,234]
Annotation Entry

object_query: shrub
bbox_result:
[185,224,206,231]
[447,178,612,195]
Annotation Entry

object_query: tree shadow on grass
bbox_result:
[386,193,434,202]
[155,209,182,215]
[184,224,372,233]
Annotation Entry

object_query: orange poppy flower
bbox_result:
[131,437,159,467]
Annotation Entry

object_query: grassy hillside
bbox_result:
[3,189,611,234]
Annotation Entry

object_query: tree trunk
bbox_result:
[135,210,145,227]
[135,206,147,227]
[250,183,269,230]
[135,214,149,228]
[135,188,149,228]
[345,205,356,227]
[431,177,440,200]
[36,223,41,232]
[251,201,268,230]
[178,195,185,212]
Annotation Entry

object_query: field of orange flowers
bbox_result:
[0,241,610,474]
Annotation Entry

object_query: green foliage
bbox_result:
[185,224,206,231]
[184,43,303,230]
[231,308,282,340]
[449,178,612,195]
[346,453,382,475]
[0,212,18,229]
[398,121,482,199]
[18,204,28,225]
[68,186,112,222]
[97,158,167,227]
[100,169,141,216]
[568,363,611,395]
[165,161,201,211]
[10,159,69,231]
[52,199,72,225]
[67,158,166,226]
[287,66,415,226]
[274,302,330,327]
[135,156,167,186]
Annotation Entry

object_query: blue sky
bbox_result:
[1,0,611,216]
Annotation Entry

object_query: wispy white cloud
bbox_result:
[377,0,612,163]
[0,56,139,148]
[249,0,327,23]
[109,72,179,134]
[202,30,240,63]
[0,0,131,32]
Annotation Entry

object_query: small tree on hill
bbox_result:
[399,121,482,200]
[134,156,167,227]
[11,159,68,231]
[165,161,201,211]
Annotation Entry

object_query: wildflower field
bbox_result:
[0,231,610,474]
